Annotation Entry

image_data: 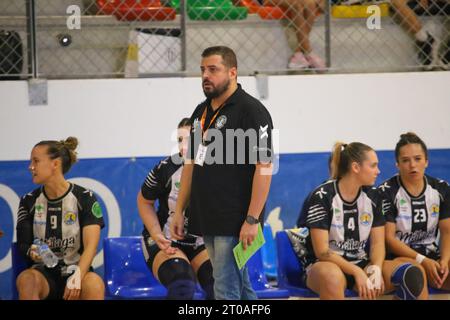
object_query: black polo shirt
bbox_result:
[187,84,273,236]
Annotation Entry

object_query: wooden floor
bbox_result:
[286,293,450,300]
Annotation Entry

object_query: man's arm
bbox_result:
[247,162,272,220]
[240,163,272,249]
[171,163,194,240]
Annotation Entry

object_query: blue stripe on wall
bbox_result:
[1,149,449,299]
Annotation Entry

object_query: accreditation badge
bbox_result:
[195,144,207,166]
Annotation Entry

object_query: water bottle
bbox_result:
[33,239,58,268]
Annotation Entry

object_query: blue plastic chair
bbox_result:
[275,231,358,298]
[261,223,277,279]
[428,287,450,295]
[11,242,29,300]
[247,247,290,299]
[103,236,204,299]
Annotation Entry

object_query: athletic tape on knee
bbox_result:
[391,263,424,300]
[66,265,81,290]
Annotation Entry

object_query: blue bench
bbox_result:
[103,236,206,299]
[247,247,290,299]
[261,223,278,279]
[275,230,358,298]
[104,236,290,299]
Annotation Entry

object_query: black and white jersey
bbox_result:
[303,180,385,263]
[378,175,450,255]
[297,179,333,228]
[141,154,190,239]
[16,183,105,266]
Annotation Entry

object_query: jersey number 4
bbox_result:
[348,217,355,231]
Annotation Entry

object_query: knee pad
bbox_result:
[197,260,215,300]
[391,263,424,300]
[166,279,196,300]
[158,258,196,300]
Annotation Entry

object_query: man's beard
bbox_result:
[203,78,230,99]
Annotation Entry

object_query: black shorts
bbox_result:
[33,264,95,300]
[343,260,370,290]
[387,247,441,261]
[303,259,370,290]
[33,265,70,300]
[142,235,206,272]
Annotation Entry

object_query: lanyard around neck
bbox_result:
[200,103,225,142]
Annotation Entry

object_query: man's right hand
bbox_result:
[170,211,185,240]
[29,244,42,262]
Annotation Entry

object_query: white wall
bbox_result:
[1,71,450,161]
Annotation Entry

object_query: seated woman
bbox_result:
[16,137,105,300]
[299,141,427,299]
[379,132,450,292]
[137,118,214,300]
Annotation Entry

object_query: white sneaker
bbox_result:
[305,53,326,70]
[288,52,309,70]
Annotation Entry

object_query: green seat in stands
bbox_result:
[170,0,248,20]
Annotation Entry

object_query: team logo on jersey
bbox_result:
[360,213,372,226]
[91,202,103,218]
[378,182,390,192]
[315,188,327,199]
[215,115,227,129]
[431,204,439,217]
[333,208,342,220]
[64,212,77,225]
[175,181,181,190]
[260,125,269,139]
[398,198,409,213]
[35,203,44,218]
[192,118,200,132]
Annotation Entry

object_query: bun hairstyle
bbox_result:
[394,132,428,162]
[34,137,78,174]
[330,141,373,179]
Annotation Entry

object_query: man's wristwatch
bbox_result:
[245,215,259,225]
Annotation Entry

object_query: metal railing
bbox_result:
[0,0,449,79]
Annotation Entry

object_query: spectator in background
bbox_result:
[264,0,326,70]
[390,0,450,68]
[137,118,214,300]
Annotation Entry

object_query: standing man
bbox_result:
[171,46,274,300]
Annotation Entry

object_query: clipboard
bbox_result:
[233,223,265,270]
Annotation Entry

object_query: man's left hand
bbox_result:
[239,223,258,250]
